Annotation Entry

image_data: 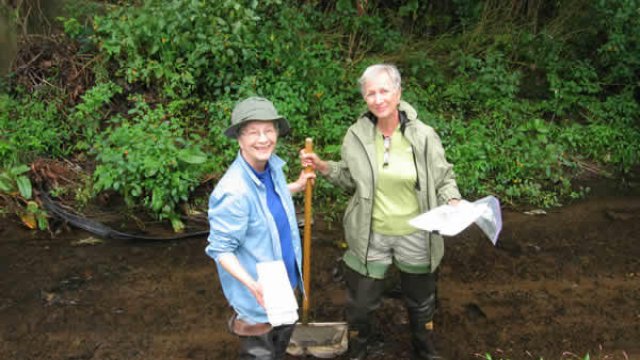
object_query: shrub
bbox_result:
[93,0,270,98]
[0,93,68,166]
[93,98,209,231]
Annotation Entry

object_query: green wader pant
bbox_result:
[344,267,442,360]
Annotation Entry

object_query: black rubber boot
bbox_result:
[272,324,295,359]
[344,266,386,360]
[238,324,294,360]
[400,272,444,360]
[347,333,368,360]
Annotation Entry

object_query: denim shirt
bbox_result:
[205,152,303,324]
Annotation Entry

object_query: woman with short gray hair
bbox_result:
[301,64,461,360]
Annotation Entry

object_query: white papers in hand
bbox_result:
[256,261,299,326]
[409,195,502,245]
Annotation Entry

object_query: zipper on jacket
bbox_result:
[423,135,433,273]
[412,145,421,191]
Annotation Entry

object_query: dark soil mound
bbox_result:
[1,182,638,359]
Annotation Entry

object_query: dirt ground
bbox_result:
[1,180,639,360]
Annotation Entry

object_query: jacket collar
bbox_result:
[235,151,285,186]
[361,100,417,135]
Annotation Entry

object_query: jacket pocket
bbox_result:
[343,196,371,250]
[343,196,359,226]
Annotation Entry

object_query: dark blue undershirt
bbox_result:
[251,163,298,289]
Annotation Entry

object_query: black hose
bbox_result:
[40,190,209,241]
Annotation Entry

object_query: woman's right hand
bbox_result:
[247,280,265,309]
[300,149,329,176]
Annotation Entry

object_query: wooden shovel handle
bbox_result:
[302,138,313,323]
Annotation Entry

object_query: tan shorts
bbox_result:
[365,231,430,276]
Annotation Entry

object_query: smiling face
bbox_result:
[362,70,401,123]
[237,120,278,172]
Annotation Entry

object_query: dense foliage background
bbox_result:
[1,0,639,231]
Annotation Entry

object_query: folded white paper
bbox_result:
[409,195,502,245]
[256,261,299,326]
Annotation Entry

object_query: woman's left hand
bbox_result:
[448,198,461,206]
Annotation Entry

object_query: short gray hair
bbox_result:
[358,64,402,96]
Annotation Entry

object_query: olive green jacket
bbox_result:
[326,101,461,274]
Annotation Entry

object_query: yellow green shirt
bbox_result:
[372,127,420,235]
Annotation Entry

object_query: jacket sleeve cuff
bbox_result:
[438,188,462,206]
[325,161,341,181]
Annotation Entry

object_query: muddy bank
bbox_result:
[1,186,639,359]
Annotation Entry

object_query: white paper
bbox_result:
[256,261,299,326]
[409,195,502,245]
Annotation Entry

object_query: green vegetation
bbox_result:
[92,97,210,231]
[1,0,638,231]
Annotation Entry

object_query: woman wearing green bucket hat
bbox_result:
[206,97,314,359]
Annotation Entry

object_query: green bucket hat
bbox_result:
[224,97,290,139]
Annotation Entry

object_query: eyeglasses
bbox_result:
[240,128,277,140]
[382,135,390,167]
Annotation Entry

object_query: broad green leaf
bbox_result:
[16,176,32,199]
[0,174,13,193]
[178,149,207,164]
[169,216,185,233]
[11,164,30,176]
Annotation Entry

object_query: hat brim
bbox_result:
[224,117,290,139]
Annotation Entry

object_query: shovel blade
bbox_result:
[287,322,348,358]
